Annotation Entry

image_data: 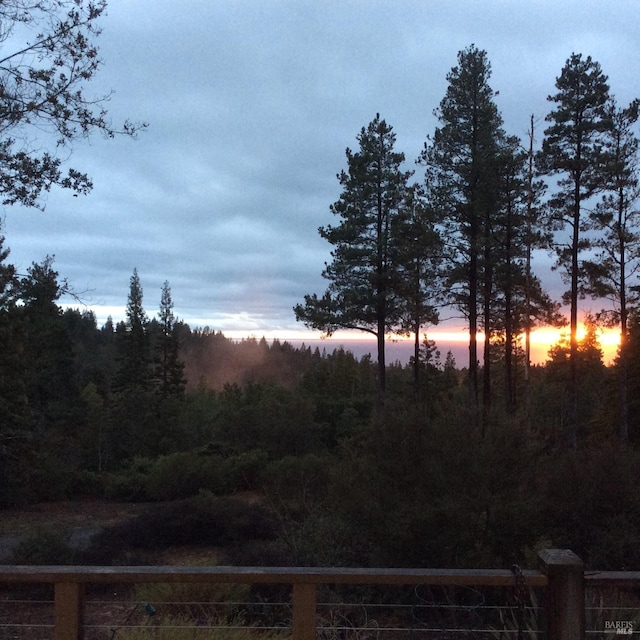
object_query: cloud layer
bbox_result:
[2,0,639,335]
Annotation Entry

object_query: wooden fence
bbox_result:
[0,549,632,640]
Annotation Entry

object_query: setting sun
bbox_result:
[527,326,620,364]
[224,323,622,367]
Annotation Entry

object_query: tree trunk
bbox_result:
[619,330,629,448]
[524,116,535,402]
[413,319,420,403]
[482,209,492,436]
[619,192,629,448]
[568,186,580,449]
[469,220,479,415]
[504,201,514,414]
[377,325,386,408]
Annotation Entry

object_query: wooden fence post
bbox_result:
[54,581,84,640]
[292,582,317,640]
[538,549,584,640]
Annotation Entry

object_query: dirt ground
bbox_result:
[0,500,224,637]
[0,499,147,535]
[0,499,149,563]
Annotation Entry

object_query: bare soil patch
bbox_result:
[0,499,150,562]
[0,499,148,536]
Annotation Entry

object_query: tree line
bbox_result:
[0,245,382,505]
[3,242,640,571]
[296,45,640,449]
[3,15,640,570]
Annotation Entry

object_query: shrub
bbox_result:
[82,492,276,565]
[67,469,106,497]
[105,457,153,501]
[144,451,224,501]
[219,449,269,493]
[9,528,76,565]
[144,448,271,501]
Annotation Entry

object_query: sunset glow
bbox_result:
[219,323,621,366]
[82,305,621,367]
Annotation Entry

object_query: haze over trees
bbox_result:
[2,249,640,571]
[3,37,640,574]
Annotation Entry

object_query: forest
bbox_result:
[3,42,640,573]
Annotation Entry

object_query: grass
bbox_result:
[110,618,291,640]
[107,579,289,640]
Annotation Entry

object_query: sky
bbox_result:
[2,0,639,364]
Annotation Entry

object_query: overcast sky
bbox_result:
[2,0,639,350]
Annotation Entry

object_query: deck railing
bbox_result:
[0,549,631,640]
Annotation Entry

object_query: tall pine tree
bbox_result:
[391,186,442,402]
[490,135,560,413]
[19,256,79,435]
[155,280,186,399]
[109,269,155,461]
[0,233,30,505]
[421,45,506,425]
[584,99,640,447]
[295,114,413,406]
[538,52,612,448]
[115,268,151,391]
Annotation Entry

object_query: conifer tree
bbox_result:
[109,269,156,461]
[156,280,186,399]
[0,234,30,505]
[19,256,78,432]
[492,137,527,412]
[421,45,506,422]
[539,52,612,448]
[583,99,640,447]
[116,267,151,391]
[490,135,560,412]
[523,115,556,387]
[391,186,442,401]
[295,114,413,406]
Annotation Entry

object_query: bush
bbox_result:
[144,448,271,501]
[105,457,153,501]
[82,492,276,565]
[145,451,225,500]
[542,446,640,569]
[219,449,269,493]
[67,469,106,497]
[9,528,76,565]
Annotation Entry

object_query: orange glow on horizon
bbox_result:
[223,324,621,365]
[425,325,621,365]
[527,327,620,364]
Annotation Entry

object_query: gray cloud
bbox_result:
[2,0,639,337]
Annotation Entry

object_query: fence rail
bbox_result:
[0,549,615,640]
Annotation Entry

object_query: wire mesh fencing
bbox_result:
[0,581,546,640]
[585,583,640,638]
[0,584,54,640]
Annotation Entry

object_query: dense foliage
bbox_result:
[3,45,640,572]
[1,249,640,571]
